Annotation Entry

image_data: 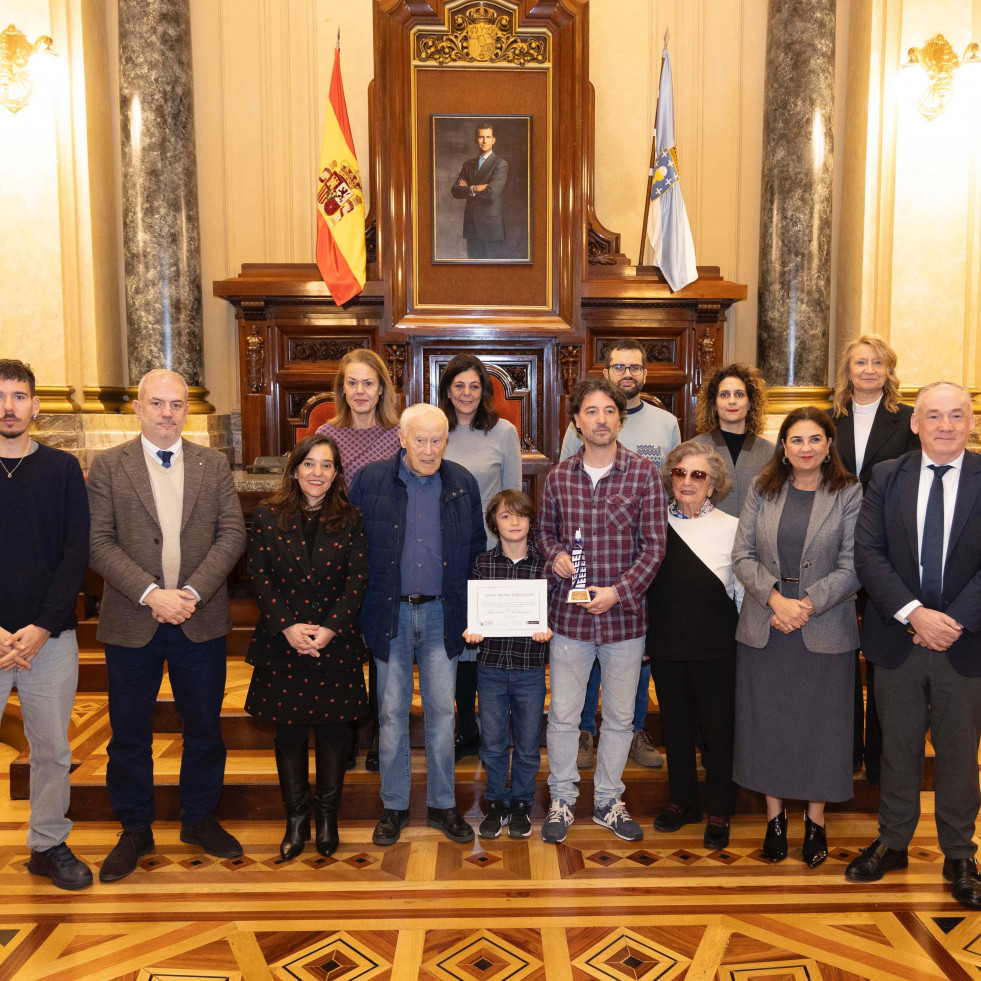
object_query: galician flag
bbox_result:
[645,42,697,292]
[315,37,365,306]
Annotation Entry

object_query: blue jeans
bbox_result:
[105,624,228,828]
[0,630,78,849]
[546,633,645,807]
[579,659,651,735]
[375,601,457,810]
[477,665,546,805]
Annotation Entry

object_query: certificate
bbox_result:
[467,579,548,638]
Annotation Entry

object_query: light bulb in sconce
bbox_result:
[0,24,58,114]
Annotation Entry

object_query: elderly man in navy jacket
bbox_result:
[349,403,484,846]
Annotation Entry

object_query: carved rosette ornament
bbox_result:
[415,3,548,66]
[559,346,581,395]
[385,344,407,395]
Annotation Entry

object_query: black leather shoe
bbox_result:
[454,732,481,763]
[99,828,155,882]
[943,857,981,909]
[653,802,703,833]
[762,810,788,862]
[703,815,730,850]
[180,815,243,858]
[27,842,93,890]
[372,808,410,846]
[802,815,828,868]
[845,837,908,881]
[427,806,475,843]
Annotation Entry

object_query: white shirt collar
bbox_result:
[141,435,183,464]
[920,450,964,473]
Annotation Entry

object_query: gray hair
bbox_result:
[913,381,974,415]
[399,402,449,434]
[137,369,189,403]
[661,439,732,504]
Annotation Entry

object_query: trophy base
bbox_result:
[566,588,591,603]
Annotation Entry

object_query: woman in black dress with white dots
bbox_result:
[245,434,369,861]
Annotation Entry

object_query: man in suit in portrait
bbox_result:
[450,122,509,260]
[847,382,981,909]
[87,369,247,882]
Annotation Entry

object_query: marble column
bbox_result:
[756,0,835,387]
[118,0,212,410]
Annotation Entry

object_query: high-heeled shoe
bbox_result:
[761,809,788,862]
[802,814,828,868]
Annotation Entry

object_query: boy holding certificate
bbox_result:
[463,490,552,839]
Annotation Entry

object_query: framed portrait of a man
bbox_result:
[431,114,532,264]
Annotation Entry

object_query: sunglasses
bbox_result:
[670,467,709,482]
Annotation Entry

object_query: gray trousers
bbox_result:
[875,646,981,858]
[0,630,78,849]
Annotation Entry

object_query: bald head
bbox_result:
[134,369,190,449]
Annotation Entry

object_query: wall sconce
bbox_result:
[1,23,56,115]
[900,34,981,120]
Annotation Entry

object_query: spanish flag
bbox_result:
[315,37,365,306]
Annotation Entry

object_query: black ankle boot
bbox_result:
[274,740,311,861]
[762,809,788,862]
[802,814,828,868]
[313,728,351,857]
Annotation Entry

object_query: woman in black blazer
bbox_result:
[245,434,369,861]
[830,334,919,784]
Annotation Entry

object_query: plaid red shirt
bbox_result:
[469,541,549,671]
[538,442,667,643]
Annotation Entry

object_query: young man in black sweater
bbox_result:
[0,359,91,889]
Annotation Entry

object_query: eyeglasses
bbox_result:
[609,363,646,376]
[670,467,709,482]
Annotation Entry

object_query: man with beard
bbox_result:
[560,340,680,770]
[0,359,92,889]
[538,378,667,843]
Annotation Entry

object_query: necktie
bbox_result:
[920,463,952,608]
[157,450,173,469]
[477,156,484,171]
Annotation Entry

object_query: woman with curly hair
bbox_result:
[694,363,775,517]
[245,434,368,862]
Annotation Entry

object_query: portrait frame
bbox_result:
[431,114,532,265]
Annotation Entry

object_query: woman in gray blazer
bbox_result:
[732,406,861,867]
[694,363,775,518]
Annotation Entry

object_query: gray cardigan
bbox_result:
[694,429,775,519]
[731,479,862,654]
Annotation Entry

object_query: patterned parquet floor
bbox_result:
[0,749,978,981]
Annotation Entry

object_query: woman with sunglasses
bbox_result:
[647,441,743,849]
[731,407,861,867]
[694,363,775,517]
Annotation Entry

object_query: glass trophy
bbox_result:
[566,527,591,603]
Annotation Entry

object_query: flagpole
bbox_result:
[638,29,669,265]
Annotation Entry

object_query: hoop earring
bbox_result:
[823,454,830,464]
[782,456,789,465]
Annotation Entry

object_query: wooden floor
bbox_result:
[0,737,978,981]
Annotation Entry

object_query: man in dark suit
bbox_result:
[847,382,981,909]
[450,122,508,259]
[88,369,246,882]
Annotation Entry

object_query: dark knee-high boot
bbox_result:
[313,727,352,856]
[274,740,311,861]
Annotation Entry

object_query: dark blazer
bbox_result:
[694,429,775,518]
[450,152,508,241]
[245,504,368,672]
[831,400,919,489]
[732,480,862,653]
[88,437,247,647]
[348,452,485,662]
[855,449,981,676]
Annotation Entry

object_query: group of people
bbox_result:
[1,334,979,912]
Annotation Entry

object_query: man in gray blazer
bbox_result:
[847,382,981,909]
[88,369,246,882]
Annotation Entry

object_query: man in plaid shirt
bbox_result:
[538,378,667,843]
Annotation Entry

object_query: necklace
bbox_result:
[0,455,27,479]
